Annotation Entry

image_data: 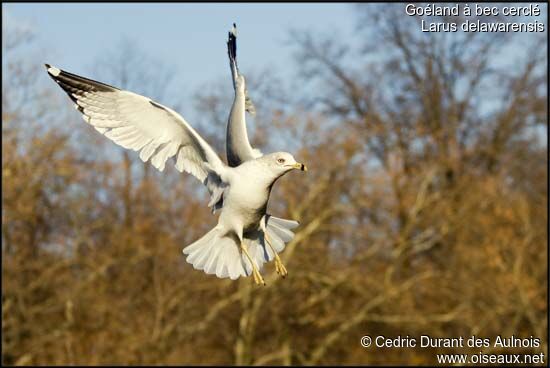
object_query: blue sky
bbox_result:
[5,3,547,96]
[3,3,547,133]
[3,3,357,95]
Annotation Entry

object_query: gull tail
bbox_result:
[265,215,299,254]
[183,227,248,280]
[245,215,299,267]
[183,216,299,281]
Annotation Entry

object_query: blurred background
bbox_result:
[2,3,548,365]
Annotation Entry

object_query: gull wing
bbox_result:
[45,64,228,210]
[226,23,262,167]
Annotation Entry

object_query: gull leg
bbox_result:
[265,234,288,278]
[241,243,265,286]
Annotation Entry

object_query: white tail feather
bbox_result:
[247,215,298,265]
[182,215,299,280]
[268,216,299,230]
[183,227,248,280]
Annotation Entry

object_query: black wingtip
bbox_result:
[44,63,51,69]
[227,24,237,61]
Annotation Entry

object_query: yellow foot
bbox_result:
[274,255,288,278]
[241,242,266,286]
[264,233,288,278]
[252,267,266,286]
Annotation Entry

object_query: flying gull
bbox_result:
[44,39,306,285]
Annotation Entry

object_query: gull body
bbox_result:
[222,161,273,233]
[221,153,298,234]
[184,152,305,283]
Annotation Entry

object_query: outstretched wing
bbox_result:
[45,64,227,210]
[226,24,262,167]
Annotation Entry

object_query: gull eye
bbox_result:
[277,158,285,164]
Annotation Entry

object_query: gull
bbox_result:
[44,60,306,285]
[225,23,296,277]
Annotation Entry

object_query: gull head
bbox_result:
[261,152,307,177]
